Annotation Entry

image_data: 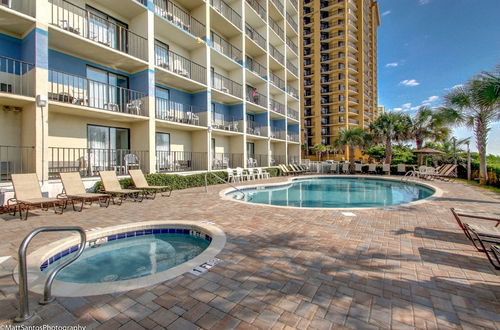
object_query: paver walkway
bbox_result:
[0,176,499,329]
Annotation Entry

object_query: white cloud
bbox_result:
[381,10,391,16]
[391,103,419,112]
[385,62,399,67]
[444,84,464,91]
[422,95,439,105]
[399,79,420,87]
[419,0,430,4]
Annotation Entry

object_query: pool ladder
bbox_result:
[204,171,249,200]
[15,226,87,323]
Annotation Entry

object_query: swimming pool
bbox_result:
[226,177,436,208]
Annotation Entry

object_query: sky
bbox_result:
[377,0,500,154]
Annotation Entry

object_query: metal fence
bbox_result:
[245,24,266,50]
[211,114,241,132]
[270,129,286,140]
[270,0,284,14]
[0,56,35,97]
[269,16,284,40]
[155,43,206,84]
[271,155,286,166]
[210,0,241,29]
[156,150,208,172]
[245,0,266,21]
[245,56,266,79]
[210,31,242,62]
[0,146,34,182]
[50,0,148,61]
[213,153,244,169]
[288,108,299,120]
[270,99,285,115]
[269,44,284,63]
[48,69,148,116]
[247,154,268,167]
[246,89,267,108]
[156,97,207,126]
[1,0,35,17]
[212,72,242,98]
[286,11,298,32]
[48,147,149,178]
[246,121,267,136]
[269,71,285,90]
[153,0,206,39]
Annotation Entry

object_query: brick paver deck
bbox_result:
[0,176,499,329]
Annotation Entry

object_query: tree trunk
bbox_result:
[349,146,355,173]
[475,118,489,185]
[416,138,423,165]
[385,140,393,164]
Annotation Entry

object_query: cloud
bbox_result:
[419,0,430,4]
[392,103,419,112]
[399,79,420,87]
[422,95,439,105]
[381,10,391,16]
[443,84,464,91]
[385,62,399,67]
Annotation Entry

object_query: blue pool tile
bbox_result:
[136,230,144,236]
[108,235,117,241]
[70,245,78,253]
[160,229,169,233]
[153,229,161,234]
[183,229,189,234]
[61,249,69,257]
[53,253,61,262]
[49,257,54,264]
[168,229,176,233]
[41,261,48,268]
[117,233,126,239]
[175,229,183,233]
[145,229,153,235]
[126,232,135,238]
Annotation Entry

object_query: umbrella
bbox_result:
[413,148,444,166]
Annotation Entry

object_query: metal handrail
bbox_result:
[15,226,86,322]
[204,171,247,200]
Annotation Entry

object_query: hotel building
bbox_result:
[0,0,301,186]
[301,0,379,160]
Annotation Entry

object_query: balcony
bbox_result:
[155,97,207,127]
[245,0,266,22]
[289,0,298,11]
[213,153,244,169]
[270,128,286,140]
[270,154,286,166]
[156,150,208,172]
[286,12,298,32]
[269,72,285,90]
[154,0,205,39]
[48,147,149,178]
[269,44,284,63]
[269,16,284,40]
[288,134,300,142]
[246,122,267,137]
[212,114,242,133]
[0,0,35,35]
[287,108,299,121]
[212,72,243,99]
[210,0,242,29]
[270,0,284,13]
[246,24,266,50]
[49,0,148,64]
[286,36,298,54]
[0,145,34,182]
[270,98,285,115]
[286,60,298,77]
[48,69,148,118]
[288,86,299,99]
[0,56,35,102]
[246,90,267,109]
[211,30,242,63]
[247,154,268,167]
[155,43,207,88]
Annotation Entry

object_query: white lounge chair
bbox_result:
[257,168,270,179]
[342,163,350,174]
[382,164,391,175]
[355,163,363,173]
[368,164,377,174]
[397,164,407,175]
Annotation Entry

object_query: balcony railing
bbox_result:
[270,0,284,13]
[48,69,148,116]
[245,24,266,50]
[155,44,206,85]
[270,129,286,140]
[290,0,298,10]
[156,150,208,172]
[154,0,206,39]
[288,108,299,120]
[246,121,267,136]
[211,114,242,132]
[1,0,35,16]
[270,99,285,115]
[247,154,268,167]
[210,0,242,29]
[0,146,34,182]
[286,36,298,54]
[269,72,285,90]
[213,153,244,169]
[269,16,284,40]
[288,155,300,164]
[212,72,242,98]
[155,97,206,126]
[0,56,35,97]
[269,44,284,63]
[48,147,148,178]
[245,0,266,21]
[211,30,242,62]
[288,134,300,142]
[245,56,266,79]
[50,0,148,61]
[286,12,298,32]
[246,90,267,108]
[286,60,298,76]
[270,154,286,166]
[288,86,299,99]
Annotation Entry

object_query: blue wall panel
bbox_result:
[0,33,22,59]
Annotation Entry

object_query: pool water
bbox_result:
[230,177,435,208]
[43,233,210,283]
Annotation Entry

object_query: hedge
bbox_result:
[457,163,500,187]
[93,168,283,192]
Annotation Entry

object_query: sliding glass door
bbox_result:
[87,66,128,111]
[88,125,129,169]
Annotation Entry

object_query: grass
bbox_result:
[455,178,500,194]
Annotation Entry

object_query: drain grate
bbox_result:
[189,258,222,276]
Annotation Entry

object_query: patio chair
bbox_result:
[368,164,377,174]
[124,153,140,173]
[397,164,407,175]
[450,208,500,248]
[355,163,363,174]
[11,173,65,220]
[227,168,238,182]
[382,163,391,175]
[342,163,350,174]
[257,168,270,179]
[465,224,500,269]
[99,171,143,205]
[236,167,252,181]
[126,99,142,115]
[59,172,110,211]
[429,164,457,181]
[129,169,172,199]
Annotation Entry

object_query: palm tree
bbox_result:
[310,143,326,160]
[369,112,412,164]
[324,144,336,160]
[333,127,370,165]
[410,106,452,165]
[441,69,500,184]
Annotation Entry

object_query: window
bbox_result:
[86,5,128,51]
[155,40,169,66]
[247,142,255,157]
[87,125,130,167]
[87,66,128,109]
[156,132,170,152]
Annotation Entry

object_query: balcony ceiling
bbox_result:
[0,9,35,37]
[92,0,147,20]
[209,8,241,38]
[154,15,204,51]
[48,101,149,122]
[155,68,207,93]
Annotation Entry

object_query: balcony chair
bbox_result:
[126,99,142,115]
[59,172,110,211]
[247,158,258,167]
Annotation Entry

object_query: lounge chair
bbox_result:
[129,169,172,199]
[59,172,110,211]
[11,173,64,220]
[465,224,500,269]
[341,163,350,174]
[382,164,390,175]
[236,167,252,181]
[368,164,377,174]
[450,208,500,246]
[279,164,298,176]
[256,168,270,179]
[397,164,407,175]
[99,171,143,204]
[429,164,457,181]
[354,163,363,174]
[290,164,306,174]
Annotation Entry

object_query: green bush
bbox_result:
[94,168,283,192]
[457,162,500,187]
